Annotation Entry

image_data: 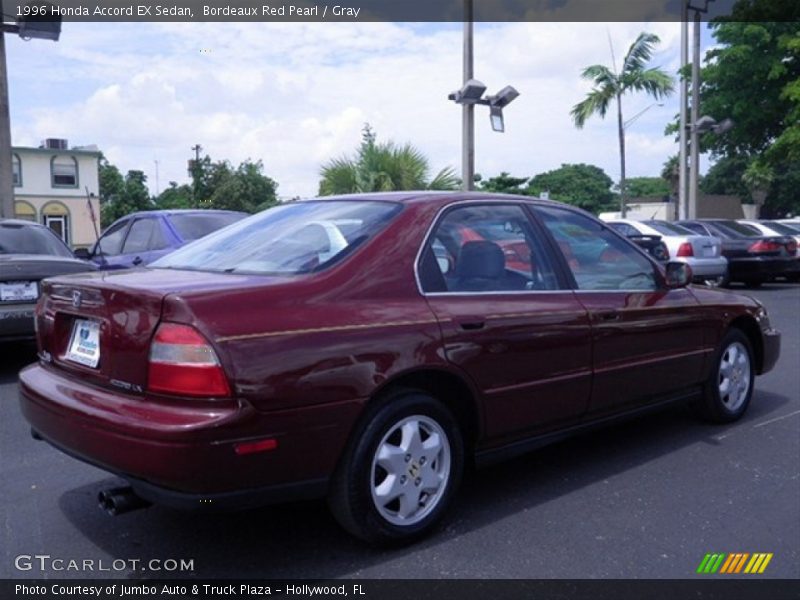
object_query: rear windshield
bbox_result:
[762,221,798,236]
[0,223,73,256]
[710,221,760,238]
[647,221,696,236]
[152,201,402,275]
[168,212,246,241]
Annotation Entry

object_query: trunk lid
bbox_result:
[35,267,269,394]
[685,235,721,258]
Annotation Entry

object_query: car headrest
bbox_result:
[456,241,505,280]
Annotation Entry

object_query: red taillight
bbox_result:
[677,242,694,257]
[787,240,797,254]
[749,240,781,253]
[148,323,230,398]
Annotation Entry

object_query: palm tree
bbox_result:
[571,32,675,217]
[319,125,459,195]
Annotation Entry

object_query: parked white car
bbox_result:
[738,220,800,257]
[603,218,729,286]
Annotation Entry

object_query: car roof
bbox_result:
[0,218,47,227]
[121,209,247,219]
[311,191,569,210]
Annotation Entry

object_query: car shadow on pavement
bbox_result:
[0,342,37,385]
[53,388,794,580]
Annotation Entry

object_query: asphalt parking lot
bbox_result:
[1,284,798,581]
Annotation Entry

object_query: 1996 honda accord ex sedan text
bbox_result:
[19,192,781,544]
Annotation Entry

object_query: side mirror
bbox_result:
[665,261,693,288]
[73,247,91,260]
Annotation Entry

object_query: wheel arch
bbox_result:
[728,315,764,374]
[368,367,483,457]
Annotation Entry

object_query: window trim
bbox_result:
[50,155,79,189]
[12,153,22,187]
[413,199,573,297]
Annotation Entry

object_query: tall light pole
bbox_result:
[0,3,61,218]
[0,28,14,218]
[688,7,702,219]
[462,0,474,191]
[678,4,689,219]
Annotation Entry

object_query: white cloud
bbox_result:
[8,21,689,199]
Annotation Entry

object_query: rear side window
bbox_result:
[97,220,129,256]
[168,212,244,242]
[122,219,157,253]
[680,222,709,236]
[535,207,658,291]
[419,204,559,293]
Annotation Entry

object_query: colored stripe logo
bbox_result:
[697,553,773,574]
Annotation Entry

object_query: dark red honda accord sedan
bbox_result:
[19,192,780,544]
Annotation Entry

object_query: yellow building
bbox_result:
[12,139,101,249]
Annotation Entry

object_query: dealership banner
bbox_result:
[3,579,800,600]
[9,0,800,22]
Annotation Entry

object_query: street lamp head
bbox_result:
[712,117,734,135]
[694,115,717,133]
[488,85,520,109]
[449,79,487,104]
[489,106,505,132]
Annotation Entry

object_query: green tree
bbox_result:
[625,176,670,198]
[675,4,800,215]
[319,124,459,195]
[476,172,529,194]
[525,163,615,213]
[206,159,279,213]
[154,182,194,209]
[571,32,675,216]
[98,154,124,206]
[100,169,153,227]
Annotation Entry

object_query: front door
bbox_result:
[417,202,593,445]
[532,206,706,418]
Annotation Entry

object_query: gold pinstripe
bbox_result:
[216,319,441,343]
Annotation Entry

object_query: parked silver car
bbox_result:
[603,218,728,286]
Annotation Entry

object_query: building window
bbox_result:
[41,201,71,245]
[13,200,36,222]
[12,153,21,187]
[51,155,79,188]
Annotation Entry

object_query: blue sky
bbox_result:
[6,22,717,198]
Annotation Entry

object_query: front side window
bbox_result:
[51,156,78,187]
[419,204,559,293]
[535,207,658,291]
[96,220,130,256]
[152,200,402,275]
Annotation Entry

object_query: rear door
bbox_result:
[418,202,592,444]
[533,206,707,418]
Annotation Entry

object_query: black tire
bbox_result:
[696,329,755,423]
[328,388,464,545]
[744,279,763,289]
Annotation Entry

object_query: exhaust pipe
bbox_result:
[98,486,151,516]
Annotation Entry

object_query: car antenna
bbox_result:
[86,186,104,261]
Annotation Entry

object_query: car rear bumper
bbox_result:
[19,363,361,503]
[0,302,35,340]
[728,256,799,280]
[676,256,728,278]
